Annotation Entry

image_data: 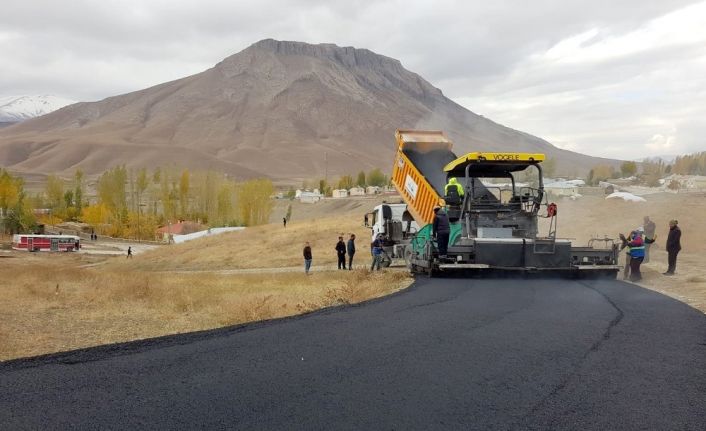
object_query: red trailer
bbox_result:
[12,234,80,252]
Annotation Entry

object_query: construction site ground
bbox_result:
[0,191,703,361]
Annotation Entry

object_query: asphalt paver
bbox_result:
[1,278,705,430]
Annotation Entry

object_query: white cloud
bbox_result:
[1,0,705,160]
[646,134,677,151]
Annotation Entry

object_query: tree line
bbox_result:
[672,152,706,175]
[0,169,35,234]
[0,167,275,239]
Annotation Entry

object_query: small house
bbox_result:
[349,186,365,196]
[299,192,322,204]
[332,189,349,198]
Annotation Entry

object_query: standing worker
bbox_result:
[283,217,287,228]
[643,216,656,262]
[335,236,347,270]
[664,220,681,275]
[347,234,356,270]
[627,230,645,281]
[303,242,313,275]
[127,246,133,259]
[432,206,451,258]
[370,234,383,271]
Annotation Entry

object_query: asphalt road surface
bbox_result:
[2,278,705,430]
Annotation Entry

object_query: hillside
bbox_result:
[0,39,618,182]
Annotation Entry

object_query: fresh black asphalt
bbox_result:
[1,278,705,430]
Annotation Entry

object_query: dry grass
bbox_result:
[0,259,411,361]
[109,211,373,271]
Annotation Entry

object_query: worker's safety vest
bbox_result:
[445,182,463,196]
[628,236,645,258]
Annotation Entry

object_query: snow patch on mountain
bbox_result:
[0,95,76,122]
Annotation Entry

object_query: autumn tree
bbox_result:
[0,169,21,215]
[587,165,616,185]
[81,204,111,234]
[97,166,128,214]
[640,158,667,187]
[0,170,35,233]
[356,171,366,187]
[216,182,235,226]
[235,179,274,226]
[337,175,354,190]
[45,175,65,210]
[136,168,149,210]
[672,151,706,175]
[179,169,190,217]
[367,168,386,187]
[620,161,637,178]
[74,169,84,210]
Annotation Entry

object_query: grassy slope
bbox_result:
[0,201,409,361]
[113,210,377,271]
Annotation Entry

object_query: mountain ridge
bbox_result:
[0,40,619,181]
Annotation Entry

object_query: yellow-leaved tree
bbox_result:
[235,179,274,226]
[81,203,112,235]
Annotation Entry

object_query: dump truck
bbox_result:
[390,129,620,277]
[364,203,418,267]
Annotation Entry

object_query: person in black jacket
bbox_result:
[664,220,681,275]
[303,242,313,275]
[347,234,356,270]
[432,206,451,257]
[335,236,347,269]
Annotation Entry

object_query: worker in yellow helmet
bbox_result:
[444,177,464,197]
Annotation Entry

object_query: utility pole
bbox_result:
[324,151,328,187]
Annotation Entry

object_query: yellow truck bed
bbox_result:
[391,130,457,225]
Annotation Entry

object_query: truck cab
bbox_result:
[366,203,419,260]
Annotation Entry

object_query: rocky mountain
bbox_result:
[0,40,618,181]
[0,95,76,125]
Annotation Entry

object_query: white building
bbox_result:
[366,186,381,195]
[298,191,323,204]
[545,182,580,197]
[349,186,365,196]
[332,189,349,198]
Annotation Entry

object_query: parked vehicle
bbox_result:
[12,234,80,252]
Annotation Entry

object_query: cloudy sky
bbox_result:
[2,0,705,160]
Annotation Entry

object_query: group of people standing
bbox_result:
[335,234,357,270]
[302,234,358,275]
[302,232,391,274]
[621,216,682,282]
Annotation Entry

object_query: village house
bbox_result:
[349,186,365,196]
[332,189,349,198]
[298,191,323,204]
